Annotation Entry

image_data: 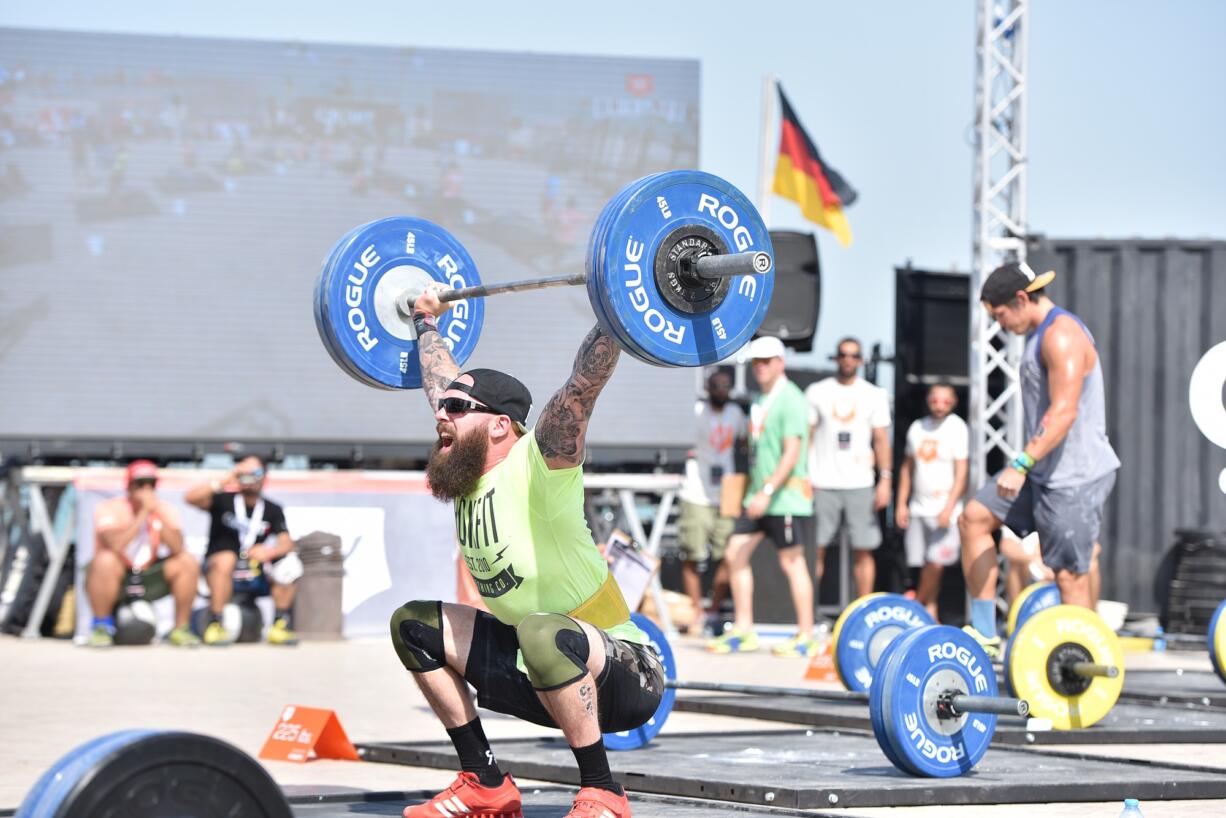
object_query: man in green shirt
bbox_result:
[390,285,663,818]
[708,336,817,657]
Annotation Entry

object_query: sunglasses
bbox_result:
[237,468,265,484]
[836,352,862,360]
[439,396,499,417]
[130,478,157,489]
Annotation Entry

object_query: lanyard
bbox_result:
[232,494,266,554]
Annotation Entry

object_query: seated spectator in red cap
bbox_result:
[86,460,201,647]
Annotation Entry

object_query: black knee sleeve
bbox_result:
[390,600,445,672]
[516,613,590,690]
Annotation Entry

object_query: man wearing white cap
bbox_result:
[708,336,816,656]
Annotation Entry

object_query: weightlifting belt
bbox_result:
[568,572,631,629]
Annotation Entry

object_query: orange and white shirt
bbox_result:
[94,497,181,570]
[680,400,746,506]
[806,377,891,490]
[905,414,969,517]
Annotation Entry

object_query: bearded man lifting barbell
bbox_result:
[313,171,778,817]
[389,290,665,818]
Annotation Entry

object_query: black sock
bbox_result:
[275,608,293,628]
[208,611,221,625]
[446,719,503,787]
[571,740,622,795]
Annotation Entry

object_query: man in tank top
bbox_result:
[959,262,1120,657]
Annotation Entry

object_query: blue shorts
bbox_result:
[973,470,1116,574]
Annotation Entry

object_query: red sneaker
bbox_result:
[402,771,523,818]
[564,786,632,817]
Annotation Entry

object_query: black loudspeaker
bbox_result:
[893,266,972,622]
[758,230,820,351]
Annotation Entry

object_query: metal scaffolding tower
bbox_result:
[970,0,1029,490]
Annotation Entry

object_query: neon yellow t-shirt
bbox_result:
[455,432,646,654]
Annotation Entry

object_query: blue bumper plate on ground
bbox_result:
[315,217,484,389]
[598,171,773,367]
[876,625,998,778]
[604,612,677,751]
[835,593,935,692]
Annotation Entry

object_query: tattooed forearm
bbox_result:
[535,325,621,465]
[418,331,461,410]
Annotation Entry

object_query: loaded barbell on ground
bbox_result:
[313,170,777,387]
[606,613,1029,778]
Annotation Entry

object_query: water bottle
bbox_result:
[1119,798,1144,817]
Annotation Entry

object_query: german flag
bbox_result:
[772,84,857,246]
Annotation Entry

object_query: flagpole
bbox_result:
[757,73,777,226]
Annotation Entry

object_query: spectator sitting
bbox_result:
[86,460,200,647]
[185,456,302,646]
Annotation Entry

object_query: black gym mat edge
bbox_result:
[673,695,1226,745]
[357,730,1226,810]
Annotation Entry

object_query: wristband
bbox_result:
[879,470,893,480]
[761,483,775,497]
[412,311,438,336]
[1010,452,1036,474]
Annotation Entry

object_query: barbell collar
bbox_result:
[947,693,1030,718]
[1068,661,1119,679]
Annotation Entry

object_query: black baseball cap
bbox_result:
[980,261,1057,307]
[449,368,533,430]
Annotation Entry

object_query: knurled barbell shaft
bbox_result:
[667,680,1028,717]
[1068,662,1119,679]
[396,250,771,315]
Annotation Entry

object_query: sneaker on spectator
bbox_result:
[706,629,759,654]
[961,624,1002,660]
[267,617,299,646]
[402,771,522,818]
[87,624,114,648]
[203,620,232,646]
[167,626,201,647]
[771,633,820,658]
[564,786,631,818]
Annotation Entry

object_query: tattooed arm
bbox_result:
[413,288,461,410]
[535,324,621,469]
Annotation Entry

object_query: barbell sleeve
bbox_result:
[689,250,773,279]
[1068,662,1119,679]
[948,694,1029,718]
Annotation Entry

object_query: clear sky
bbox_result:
[5,0,1224,371]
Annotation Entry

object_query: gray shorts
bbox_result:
[972,470,1116,574]
[814,487,881,550]
[904,515,961,568]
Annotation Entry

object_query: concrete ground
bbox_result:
[2,633,1222,817]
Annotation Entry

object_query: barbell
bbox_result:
[313,170,776,388]
[606,613,1028,778]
